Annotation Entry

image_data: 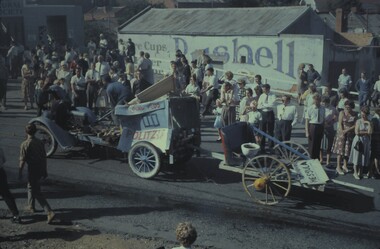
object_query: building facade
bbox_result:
[119,6,380,91]
[0,0,84,49]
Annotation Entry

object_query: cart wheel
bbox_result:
[242,155,291,205]
[273,141,310,165]
[128,142,161,179]
[35,124,57,157]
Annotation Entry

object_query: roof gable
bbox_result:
[119,6,311,36]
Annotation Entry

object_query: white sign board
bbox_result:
[295,159,329,185]
[118,33,324,91]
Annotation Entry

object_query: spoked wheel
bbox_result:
[242,155,291,205]
[128,142,161,179]
[34,124,57,157]
[274,141,310,165]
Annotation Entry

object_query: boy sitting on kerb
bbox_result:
[172,222,197,249]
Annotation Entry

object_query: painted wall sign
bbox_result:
[119,34,324,90]
[0,0,23,17]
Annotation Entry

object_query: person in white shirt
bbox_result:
[372,74,380,107]
[201,67,219,116]
[85,63,100,110]
[337,68,353,91]
[305,93,325,159]
[239,88,254,122]
[275,95,298,142]
[71,67,87,107]
[257,83,276,152]
[56,61,72,95]
[183,74,200,99]
[95,55,110,80]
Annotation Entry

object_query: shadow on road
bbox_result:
[156,158,241,184]
[285,185,376,213]
[0,227,101,243]
[55,206,173,222]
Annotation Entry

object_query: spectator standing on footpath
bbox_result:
[7,41,20,79]
[257,83,276,153]
[371,75,380,107]
[337,88,350,112]
[190,60,203,90]
[85,63,100,110]
[322,86,339,108]
[356,72,371,107]
[0,55,8,111]
[19,123,55,224]
[213,99,223,142]
[144,53,154,85]
[220,82,238,127]
[201,67,219,117]
[248,100,262,144]
[349,106,372,180]
[99,34,108,57]
[239,88,254,122]
[172,222,197,249]
[95,55,110,81]
[305,94,325,159]
[332,101,357,175]
[71,67,87,107]
[297,63,307,105]
[126,38,136,63]
[21,59,35,110]
[370,107,380,178]
[275,95,298,142]
[306,64,321,85]
[0,147,21,223]
[320,96,338,166]
[182,58,191,86]
[338,68,353,91]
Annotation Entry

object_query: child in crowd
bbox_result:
[213,99,223,142]
[172,222,197,249]
[247,100,262,144]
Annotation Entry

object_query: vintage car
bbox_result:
[29,77,201,179]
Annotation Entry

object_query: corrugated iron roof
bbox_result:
[119,6,311,36]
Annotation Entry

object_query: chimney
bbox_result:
[335,8,344,33]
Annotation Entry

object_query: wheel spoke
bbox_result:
[265,184,268,204]
[271,182,289,192]
[268,185,277,203]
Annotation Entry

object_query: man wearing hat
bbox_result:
[257,83,276,152]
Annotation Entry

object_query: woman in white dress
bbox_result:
[239,88,254,122]
[349,106,373,179]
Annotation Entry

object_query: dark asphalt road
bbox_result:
[1,80,379,249]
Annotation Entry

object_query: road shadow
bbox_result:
[0,227,101,243]
[54,206,173,223]
[284,185,376,213]
[156,158,241,184]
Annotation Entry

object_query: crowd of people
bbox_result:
[1,34,380,180]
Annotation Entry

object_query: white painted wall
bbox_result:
[119,33,324,91]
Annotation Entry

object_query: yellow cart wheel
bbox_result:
[273,141,310,165]
[242,155,291,205]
